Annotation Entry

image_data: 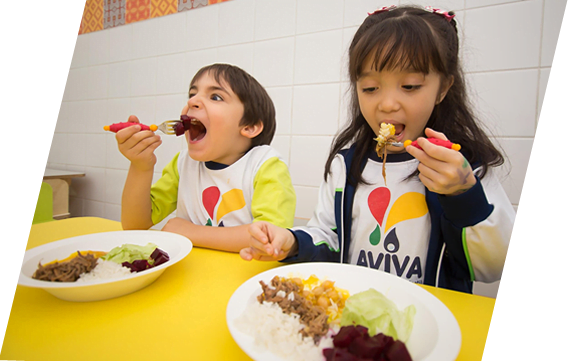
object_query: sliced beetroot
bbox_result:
[181,115,192,129]
[122,259,151,272]
[384,340,412,361]
[323,347,359,361]
[325,326,412,361]
[348,334,384,358]
[150,248,170,266]
[333,325,368,348]
[371,333,395,351]
[174,121,185,136]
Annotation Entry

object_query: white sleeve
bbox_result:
[465,169,516,283]
[292,155,346,252]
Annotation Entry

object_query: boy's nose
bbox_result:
[187,96,202,109]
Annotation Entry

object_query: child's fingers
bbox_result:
[269,233,291,258]
[115,124,142,144]
[424,127,448,141]
[247,222,293,259]
[248,222,276,256]
[127,115,140,123]
[241,246,278,261]
[239,248,253,261]
[415,137,462,165]
[248,222,269,244]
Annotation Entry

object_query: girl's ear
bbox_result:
[437,75,455,104]
[241,122,264,139]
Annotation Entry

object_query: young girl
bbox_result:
[240,5,515,293]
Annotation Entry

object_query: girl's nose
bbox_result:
[378,92,400,113]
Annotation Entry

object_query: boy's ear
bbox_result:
[437,75,454,104]
[240,122,264,139]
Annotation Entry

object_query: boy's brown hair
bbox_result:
[190,63,276,147]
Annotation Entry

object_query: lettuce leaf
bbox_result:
[100,243,158,265]
[340,288,415,343]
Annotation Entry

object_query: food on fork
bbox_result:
[375,123,396,152]
[103,122,158,133]
[374,123,396,185]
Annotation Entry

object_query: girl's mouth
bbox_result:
[393,124,404,137]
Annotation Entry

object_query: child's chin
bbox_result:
[187,150,210,162]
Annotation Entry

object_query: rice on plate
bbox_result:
[76,259,132,283]
[236,301,334,361]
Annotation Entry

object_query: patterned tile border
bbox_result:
[79,0,231,34]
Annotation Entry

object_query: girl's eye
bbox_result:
[211,94,224,101]
[188,93,196,98]
[362,87,378,93]
[402,85,422,91]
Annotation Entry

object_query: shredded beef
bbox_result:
[258,276,329,344]
[32,251,98,282]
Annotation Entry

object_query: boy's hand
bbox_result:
[406,128,477,196]
[116,115,162,172]
[240,221,297,261]
[162,217,192,237]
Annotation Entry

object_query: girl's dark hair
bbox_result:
[190,63,276,147]
[325,6,503,185]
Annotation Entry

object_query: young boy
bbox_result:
[115,63,296,252]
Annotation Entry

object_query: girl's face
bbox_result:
[181,72,251,165]
[356,57,450,153]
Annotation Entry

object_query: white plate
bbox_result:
[226,263,461,361]
[18,230,192,302]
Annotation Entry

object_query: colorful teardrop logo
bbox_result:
[367,189,427,247]
[202,186,220,220]
[368,187,390,246]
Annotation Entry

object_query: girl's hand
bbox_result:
[240,221,298,262]
[406,128,477,196]
[116,115,162,172]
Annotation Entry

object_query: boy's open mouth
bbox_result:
[180,115,207,141]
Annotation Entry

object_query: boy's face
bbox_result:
[181,71,250,165]
[356,57,449,153]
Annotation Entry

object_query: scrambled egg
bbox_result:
[288,274,350,325]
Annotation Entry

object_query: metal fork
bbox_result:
[154,120,180,135]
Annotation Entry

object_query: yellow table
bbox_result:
[1,217,494,361]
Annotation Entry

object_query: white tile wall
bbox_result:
[254,0,296,40]
[294,30,343,84]
[464,0,542,72]
[467,69,538,137]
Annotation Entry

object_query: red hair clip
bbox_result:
[424,6,455,22]
[368,5,396,16]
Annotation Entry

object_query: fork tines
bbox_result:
[157,120,179,135]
